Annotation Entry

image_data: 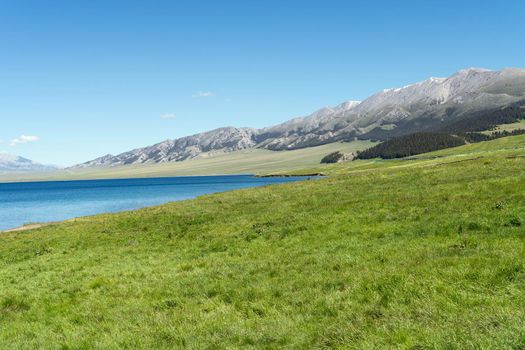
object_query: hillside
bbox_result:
[76,67,525,168]
[356,133,466,159]
[347,103,525,160]
[1,134,525,348]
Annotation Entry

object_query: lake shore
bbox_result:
[0,175,310,232]
[2,223,48,233]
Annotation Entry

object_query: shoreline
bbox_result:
[0,173,324,185]
[0,173,257,185]
[2,223,48,233]
[1,174,317,234]
[256,173,325,178]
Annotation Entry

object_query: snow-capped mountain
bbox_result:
[75,67,525,167]
[259,67,525,149]
[0,153,58,173]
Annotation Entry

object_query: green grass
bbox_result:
[265,134,525,177]
[0,141,374,183]
[413,132,525,158]
[1,135,525,348]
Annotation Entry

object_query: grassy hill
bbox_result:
[1,135,525,348]
[0,141,374,183]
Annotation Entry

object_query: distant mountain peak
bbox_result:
[334,100,361,111]
[0,152,58,173]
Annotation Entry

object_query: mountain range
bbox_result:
[0,153,58,174]
[76,67,525,168]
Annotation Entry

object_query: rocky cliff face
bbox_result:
[75,67,525,167]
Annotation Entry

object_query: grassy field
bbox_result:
[0,141,374,183]
[1,135,525,348]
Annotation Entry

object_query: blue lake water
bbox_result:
[0,175,312,231]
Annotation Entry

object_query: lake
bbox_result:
[0,175,313,231]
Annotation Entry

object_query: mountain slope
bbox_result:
[76,127,257,168]
[76,67,525,167]
[262,68,525,149]
[0,153,57,173]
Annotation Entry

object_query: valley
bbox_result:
[0,141,373,182]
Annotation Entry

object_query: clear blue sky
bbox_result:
[1,0,524,166]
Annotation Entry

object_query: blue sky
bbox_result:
[1,0,524,166]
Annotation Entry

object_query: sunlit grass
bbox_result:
[1,135,525,348]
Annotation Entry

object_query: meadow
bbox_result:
[1,135,525,348]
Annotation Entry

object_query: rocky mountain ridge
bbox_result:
[75,67,525,168]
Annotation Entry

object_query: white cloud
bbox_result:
[10,135,40,146]
[192,91,214,98]
[161,113,177,120]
